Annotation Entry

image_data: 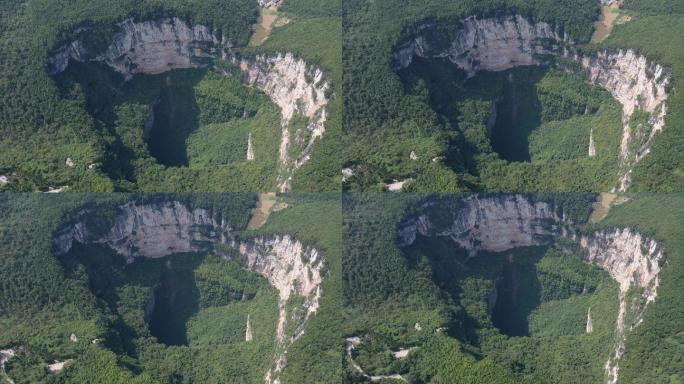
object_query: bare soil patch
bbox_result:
[248,192,277,229]
[592,1,626,43]
[249,7,289,46]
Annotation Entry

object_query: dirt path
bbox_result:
[249,6,288,46]
[345,337,407,382]
[248,193,277,229]
[589,193,630,223]
[592,0,631,43]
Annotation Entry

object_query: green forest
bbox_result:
[341,193,684,383]
[2,0,684,383]
[0,193,343,383]
[0,0,341,192]
[341,0,684,192]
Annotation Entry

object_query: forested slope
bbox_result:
[342,0,684,192]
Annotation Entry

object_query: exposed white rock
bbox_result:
[49,18,227,79]
[414,322,422,331]
[52,201,325,384]
[574,49,671,191]
[239,53,329,192]
[53,201,229,262]
[577,228,663,383]
[0,176,8,186]
[239,235,325,384]
[45,186,68,193]
[589,128,597,157]
[392,15,672,192]
[397,195,560,256]
[587,307,594,333]
[69,333,78,343]
[410,151,418,161]
[397,195,666,384]
[48,40,87,75]
[387,179,411,192]
[392,347,417,359]
[245,314,253,342]
[1,349,16,383]
[65,158,75,168]
[258,0,282,7]
[47,359,72,374]
[341,168,354,183]
[393,15,565,76]
[247,132,255,161]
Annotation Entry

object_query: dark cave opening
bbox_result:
[397,58,545,166]
[58,243,204,347]
[489,256,542,337]
[146,261,201,346]
[54,62,204,171]
[145,74,201,167]
[486,71,543,163]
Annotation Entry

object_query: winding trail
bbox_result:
[345,337,407,383]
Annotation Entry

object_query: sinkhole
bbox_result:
[59,243,269,348]
[54,61,268,174]
[398,57,610,166]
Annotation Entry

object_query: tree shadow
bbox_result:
[53,63,205,182]
[58,243,204,349]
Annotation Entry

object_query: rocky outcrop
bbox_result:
[53,201,230,262]
[392,15,566,76]
[240,53,329,192]
[576,228,663,383]
[398,195,561,257]
[48,20,330,192]
[1,348,15,384]
[47,359,73,374]
[258,0,282,7]
[52,200,325,384]
[587,307,594,333]
[247,132,255,161]
[48,18,227,79]
[392,15,672,192]
[245,314,253,342]
[397,194,665,384]
[239,235,325,384]
[573,50,671,191]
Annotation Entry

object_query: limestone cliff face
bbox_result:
[398,195,561,256]
[392,15,565,76]
[239,54,330,192]
[53,201,229,261]
[576,228,663,384]
[397,195,665,384]
[47,19,330,192]
[239,235,325,384]
[48,18,227,78]
[392,15,672,192]
[573,50,671,191]
[52,201,325,384]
